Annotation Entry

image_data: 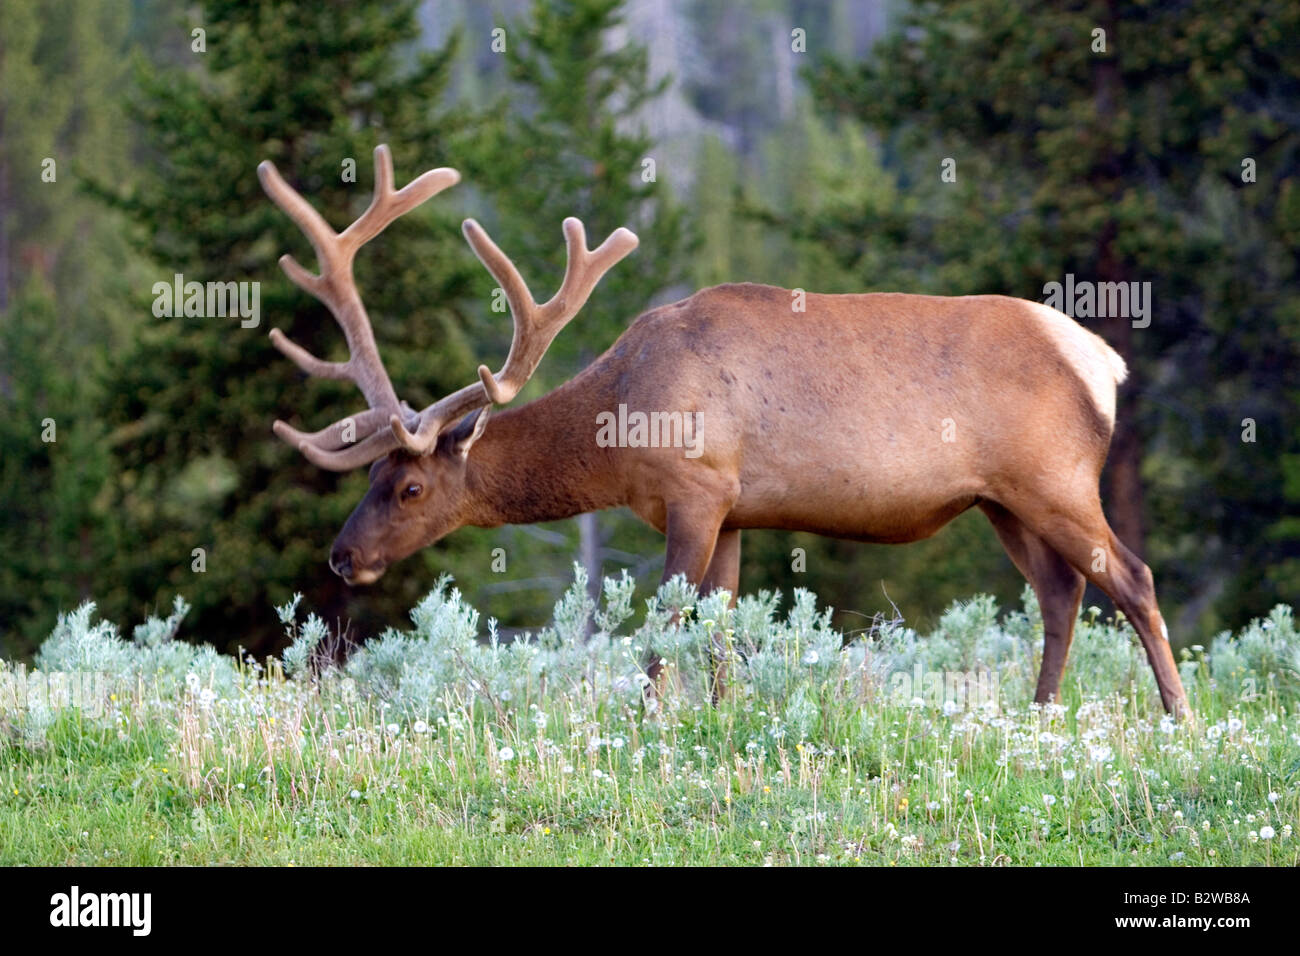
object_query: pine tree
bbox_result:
[0,281,119,657]
[0,0,137,657]
[94,0,484,656]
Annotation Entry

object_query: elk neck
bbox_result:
[459,371,625,527]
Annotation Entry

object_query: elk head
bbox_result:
[259,145,637,584]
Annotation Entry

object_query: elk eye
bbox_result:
[401,483,422,501]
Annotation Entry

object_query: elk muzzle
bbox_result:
[329,543,387,586]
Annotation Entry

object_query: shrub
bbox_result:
[1208,604,1300,699]
[9,570,1299,747]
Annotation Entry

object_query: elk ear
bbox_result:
[446,407,491,460]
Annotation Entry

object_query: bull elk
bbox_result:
[258,145,1187,715]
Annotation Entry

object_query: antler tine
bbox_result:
[295,423,420,472]
[389,216,638,454]
[272,406,402,453]
[256,160,340,285]
[259,144,460,467]
[387,379,497,455]
[464,216,638,404]
[344,145,461,253]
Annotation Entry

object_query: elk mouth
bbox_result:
[330,548,387,586]
[342,564,386,586]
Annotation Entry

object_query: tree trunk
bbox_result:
[1094,1,1146,559]
[0,150,10,313]
[576,345,604,636]
[577,511,601,638]
[1105,385,1147,557]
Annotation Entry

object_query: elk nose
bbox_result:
[329,547,355,580]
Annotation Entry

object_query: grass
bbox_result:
[1,576,1297,866]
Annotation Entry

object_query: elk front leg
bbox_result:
[699,529,741,702]
[645,502,728,698]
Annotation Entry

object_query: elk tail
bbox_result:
[1102,343,1128,385]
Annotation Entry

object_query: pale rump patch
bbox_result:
[1161,620,1169,642]
[1024,301,1125,425]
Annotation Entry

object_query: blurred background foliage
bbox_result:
[0,0,1296,660]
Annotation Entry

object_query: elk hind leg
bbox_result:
[1023,501,1188,716]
